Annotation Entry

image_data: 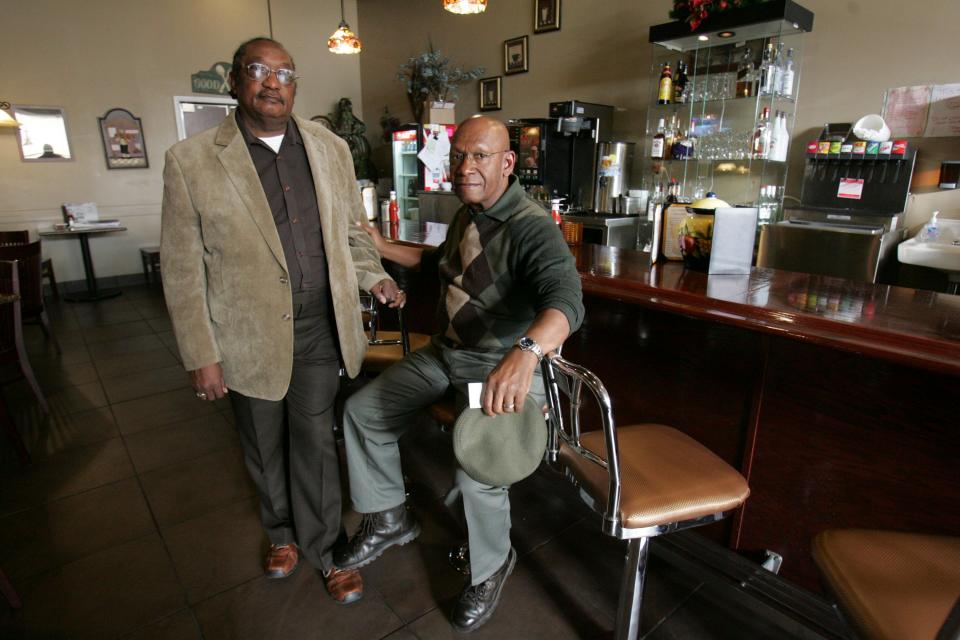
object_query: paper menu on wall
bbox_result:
[62,202,100,224]
[883,85,931,138]
[924,83,960,137]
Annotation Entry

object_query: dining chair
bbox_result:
[0,230,58,298]
[0,241,61,354]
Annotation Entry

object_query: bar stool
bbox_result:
[812,529,960,640]
[360,291,429,374]
[139,246,161,285]
[541,352,750,640]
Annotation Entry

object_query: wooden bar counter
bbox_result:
[387,223,960,592]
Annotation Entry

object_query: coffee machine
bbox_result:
[507,117,600,212]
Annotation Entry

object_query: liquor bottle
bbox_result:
[665,114,679,158]
[735,47,755,98]
[658,63,673,105]
[779,48,795,97]
[651,118,666,159]
[647,181,665,260]
[758,43,776,95]
[772,42,785,96]
[752,107,772,159]
[775,111,790,161]
[673,60,688,104]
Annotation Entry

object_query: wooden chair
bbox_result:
[0,242,60,354]
[812,529,960,640]
[140,246,161,284]
[540,352,750,640]
[0,230,57,298]
[360,291,430,374]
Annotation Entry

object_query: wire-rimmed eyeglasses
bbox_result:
[450,150,510,165]
[244,62,299,86]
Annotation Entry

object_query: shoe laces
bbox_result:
[461,581,490,606]
[353,512,379,543]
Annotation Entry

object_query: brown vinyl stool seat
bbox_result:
[812,529,960,640]
[542,353,750,640]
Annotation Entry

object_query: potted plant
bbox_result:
[397,43,484,124]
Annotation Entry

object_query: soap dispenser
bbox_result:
[919,211,940,243]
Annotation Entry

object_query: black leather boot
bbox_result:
[451,547,516,633]
[334,503,421,570]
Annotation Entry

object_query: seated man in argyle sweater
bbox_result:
[336,116,583,633]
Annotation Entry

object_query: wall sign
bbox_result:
[191,62,232,95]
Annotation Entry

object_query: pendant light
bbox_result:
[443,0,487,15]
[0,102,19,128]
[328,0,362,54]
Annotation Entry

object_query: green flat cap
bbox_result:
[453,397,547,487]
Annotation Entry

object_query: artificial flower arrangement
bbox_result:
[669,0,765,30]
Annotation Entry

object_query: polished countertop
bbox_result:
[382,220,960,374]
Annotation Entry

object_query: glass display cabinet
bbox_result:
[643,0,814,227]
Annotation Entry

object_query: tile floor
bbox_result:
[0,285,848,639]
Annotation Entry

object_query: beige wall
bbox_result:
[358,0,960,229]
[0,0,362,283]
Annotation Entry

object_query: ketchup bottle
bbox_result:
[388,191,399,225]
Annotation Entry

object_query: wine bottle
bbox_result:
[658,63,673,105]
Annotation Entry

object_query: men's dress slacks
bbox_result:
[229,292,342,572]
[343,341,544,585]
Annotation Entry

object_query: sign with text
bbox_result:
[191,62,232,95]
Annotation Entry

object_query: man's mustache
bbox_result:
[257,91,285,104]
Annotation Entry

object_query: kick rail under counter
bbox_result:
[384,224,959,593]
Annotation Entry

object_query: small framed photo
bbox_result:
[479,77,502,111]
[504,36,529,75]
[98,108,148,169]
[534,0,561,33]
[12,105,73,162]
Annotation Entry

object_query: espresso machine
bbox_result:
[508,116,599,212]
[758,123,916,283]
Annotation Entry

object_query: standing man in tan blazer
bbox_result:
[161,37,403,605]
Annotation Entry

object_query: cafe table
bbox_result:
[39,226,127,302]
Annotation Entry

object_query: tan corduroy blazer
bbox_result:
[160,113,387,400]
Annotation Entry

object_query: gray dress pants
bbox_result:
[229,293,343,573]
[342,340,544,585]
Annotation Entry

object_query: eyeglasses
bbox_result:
[243,62,299,86]
[450,150,509,165]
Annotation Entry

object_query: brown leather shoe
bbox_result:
[265,544,299,579]
[324,567,364,605]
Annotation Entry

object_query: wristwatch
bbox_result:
[515,336,544,361]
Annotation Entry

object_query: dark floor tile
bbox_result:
[508,463,595,555]
[644,579,831,640]
[139,445,256,527]
[74,305,144,328]
[131,299,171,320]
[24,340,91,365]
[193,566,403,640]
[147,316,173,333]
[125,413,237,474]
[27,407,120,458]
[120,609,202,640]
[93,347,180,379]
[111,387,220,435]
[45,380,108,414]
[157,330,180,353]
[87,333,166,359]
[0,437,134,516]
[31,359,100,390]
[82,319,154,344]
[162,497,264,604]
[0,477,154,582]
[122,286,166,302]
[382,629,420,640]
[101,364,191,404]
[0,534,185,640]
[23,325,84,349]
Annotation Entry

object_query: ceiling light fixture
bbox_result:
[443,0,487,15]
[0,102,19,128]
[697,35,709,41]
[328,0,362,55]
[718,30,736,38]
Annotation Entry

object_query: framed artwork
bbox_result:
[173,95,236,141]
[534,0,561,33]
[504,36,529,75]
[479,77,502,111]
[98,108,148,169]
[11,105,73,162]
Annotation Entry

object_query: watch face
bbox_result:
[519,337,534,349]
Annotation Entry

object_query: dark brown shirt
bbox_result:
[238,114,328,294]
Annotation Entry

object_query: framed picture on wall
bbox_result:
[11,105,73,162]
[534,0,561,33]
[98,108,148,169]
[173,95,237,141]
[479,77,502,111]
[504,36,529,75]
